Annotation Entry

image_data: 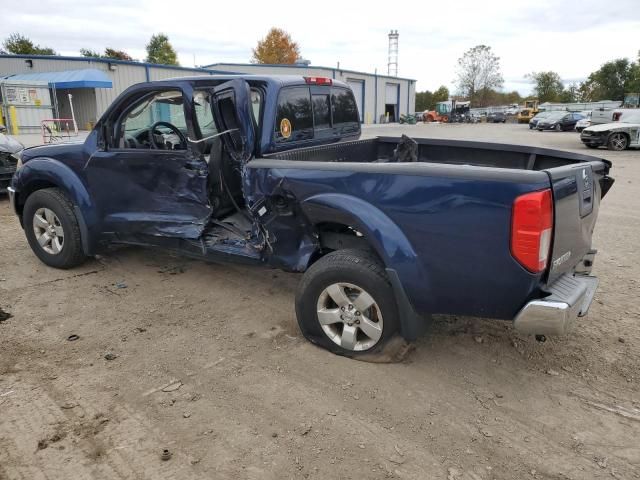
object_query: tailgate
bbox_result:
[546,160,612,283]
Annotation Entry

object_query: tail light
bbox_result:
[304,76,332,85]
[511,189,553,273]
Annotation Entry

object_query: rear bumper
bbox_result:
[513,273,599,335]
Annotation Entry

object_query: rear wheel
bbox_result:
[295,250,399,356]
[23,188,86,269]
[607,132,628,151]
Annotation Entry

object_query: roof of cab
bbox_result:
[161,74,350,89]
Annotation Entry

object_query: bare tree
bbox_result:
[456,45,503,106]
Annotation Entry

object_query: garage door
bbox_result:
[385,83,399,105]
[346,79,364,122]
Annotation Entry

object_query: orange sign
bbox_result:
[280,118,292,139]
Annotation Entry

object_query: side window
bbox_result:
[193,90,217,137]
[331,88,359,131]
[275,87,313,142]
[117,90,187,150]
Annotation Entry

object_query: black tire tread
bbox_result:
[295,249,398,357]
[24,188,86,269]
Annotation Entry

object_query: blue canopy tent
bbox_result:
[2,69,112,89]
[1,69,112,131]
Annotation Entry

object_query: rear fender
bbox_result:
[14,157,97,254]
[301,193,430,340]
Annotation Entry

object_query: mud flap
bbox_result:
[385,267,430,341]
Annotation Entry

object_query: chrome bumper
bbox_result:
[514,273,599,336]
[7,186,17,215]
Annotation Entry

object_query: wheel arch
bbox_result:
[300,193,430,340]
[14,157,97,254]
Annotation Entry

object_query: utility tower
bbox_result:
[388,30,399,77]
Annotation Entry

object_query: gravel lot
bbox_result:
[1,123,639,480]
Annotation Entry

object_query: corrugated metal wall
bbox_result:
[55,88,98,128]
[1,57,417,126]
[0,56,215,123]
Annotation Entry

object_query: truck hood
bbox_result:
[0,133,25,154]
[584,122,640,132]
[21,140,84,162]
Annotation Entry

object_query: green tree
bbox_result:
[432,86,450,105]
[80,48,101,58]
[415,86,449,112]
[415,90,433,112]
[251,28,300,64]
[581,58,634,101]
[80,47,134,61]
[456,45,503,106]
[145,33,179,65]
[526,71,564,102]
[559,82,580,103]
[3,33,56,55]
[104,48,133,61]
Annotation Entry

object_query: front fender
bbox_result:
[13,157,97,254]
[301,193,431,339]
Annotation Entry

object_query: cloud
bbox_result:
[3,0,638,95]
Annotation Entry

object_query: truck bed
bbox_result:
[249,136,613,321]
[263,136,604,172]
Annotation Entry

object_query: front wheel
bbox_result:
[295,250,399,356]
[607,132,628,151]
[23,188,86,269]
[555,124,562,132]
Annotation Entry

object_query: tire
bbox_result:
[555,124,562,132]
[295,249,399,356]
[23,188,86,269]
[607,132,628,151]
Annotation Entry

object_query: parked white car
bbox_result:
[575,111,592,132]
[580,111,640,150]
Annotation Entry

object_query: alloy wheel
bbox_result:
[33,207,64,255]
[316,282,383,351]
[609,133,628,151]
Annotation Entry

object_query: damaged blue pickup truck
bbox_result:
[8,75,614,357]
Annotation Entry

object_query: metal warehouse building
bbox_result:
[0,54,415,132]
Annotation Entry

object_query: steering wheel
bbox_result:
[148,121,187,150]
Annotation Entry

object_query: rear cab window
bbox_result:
[274,84,360,144]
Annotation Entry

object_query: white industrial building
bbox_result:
[0,54,415,133]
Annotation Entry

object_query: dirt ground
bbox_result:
[1,123,638,480]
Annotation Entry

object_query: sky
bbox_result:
[4,0,640,95]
